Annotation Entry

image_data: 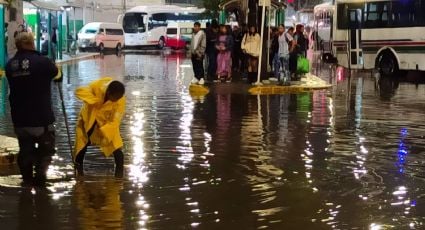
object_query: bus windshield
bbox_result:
[123,12,146,33]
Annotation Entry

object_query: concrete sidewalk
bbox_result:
[0,135,18,165]
[248,73,332,95]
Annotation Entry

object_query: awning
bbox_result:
[219,0,286,9]
[26,0,62,11]
[61,2,84,9]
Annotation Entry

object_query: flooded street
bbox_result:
[0,51,424,229]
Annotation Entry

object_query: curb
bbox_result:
[56,53,101,65]
[0,152,18,165]
[0,135,18,165]
[248,84,332,95]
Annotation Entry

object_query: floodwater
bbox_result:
[0,51,425,229]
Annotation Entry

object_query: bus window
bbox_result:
[123,13,146,33]
[167,28,177,35]
[364,2,388,28]
[180,28,193,35]
[392,0,415,27]
[106,29,124,35]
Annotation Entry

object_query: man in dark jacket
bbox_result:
[205,20,219,81]
[5,32,61,186]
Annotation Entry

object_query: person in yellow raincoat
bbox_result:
[73,77,126,177]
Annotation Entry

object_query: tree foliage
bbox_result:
[202,0,222,20]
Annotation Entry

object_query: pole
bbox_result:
[83,0,86,24]
[58,13,63,60]
[73,8,76,40]
[266,6,271,76]
[255,0,267,85]
[57,81,73,155]
[48,12,52,59]
[36,9,41,52]
[0,4,6,116]
[66,10,70,53]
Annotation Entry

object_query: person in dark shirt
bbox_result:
[205,20,219,81]
[5,32,61,187]
[232,25,244,72]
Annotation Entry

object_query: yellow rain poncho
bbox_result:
[73,77,126,161]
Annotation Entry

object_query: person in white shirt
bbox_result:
[190,22,206,85]
[241,25,261,84]
[277,24,294,85]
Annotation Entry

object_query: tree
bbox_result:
[202,0,222,20]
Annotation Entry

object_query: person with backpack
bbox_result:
[277,24,294,85]
[241,25,261,84]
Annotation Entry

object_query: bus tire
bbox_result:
[157,37,165,49]
[377,50,398,76]
[99,43,105,53]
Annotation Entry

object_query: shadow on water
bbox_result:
[0,52,424,229]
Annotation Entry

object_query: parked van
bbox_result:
[77,22,124,52]
[166,22,205,50]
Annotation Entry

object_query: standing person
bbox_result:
[239,23,249,75]
[241,25,261,84]
[232,25,243,72]
[190,22,206,85]
[205,21,219,81]
[294,24,308,58]
[270,27,280,80]
[51,27,57,62]
[216,25,233,82]
[287,27,298,80]
[277,24,294,85]
[5,32,61,186]
[293,24,309,79]
[73,77,126,178]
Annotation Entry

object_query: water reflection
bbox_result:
[73,178,124,229]
[0,54,424,229]
[18,188,58,229]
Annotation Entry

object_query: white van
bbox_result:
[77,22,124,52]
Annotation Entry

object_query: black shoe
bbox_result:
[33,173,48,187]
[114,166,124,178]
[74,163,84,177]
[21,179,34,187]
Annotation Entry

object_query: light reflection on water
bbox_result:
[0,54,424,229]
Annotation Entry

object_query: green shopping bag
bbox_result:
[297,56,310,74]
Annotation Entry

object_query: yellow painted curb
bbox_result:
[249,84,332,95]
[189,84,209,98]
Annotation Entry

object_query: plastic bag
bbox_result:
[297,56,310,74]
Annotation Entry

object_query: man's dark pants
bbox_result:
[15,125,55,186]
[191,55,205,80]
[75,123,124,177]
[206,51,217,80]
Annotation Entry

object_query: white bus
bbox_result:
[332,0,425,75]
[312,2,335,60]
[121,5,205,49]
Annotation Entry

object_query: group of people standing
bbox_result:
[190,20,309,85]
[270,24,309,84]
[190,21,262,84]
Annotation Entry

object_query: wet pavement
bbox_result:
[0,50,424,229]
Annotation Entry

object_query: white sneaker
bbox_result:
[198,78,205,85]
[191,78,199,84]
